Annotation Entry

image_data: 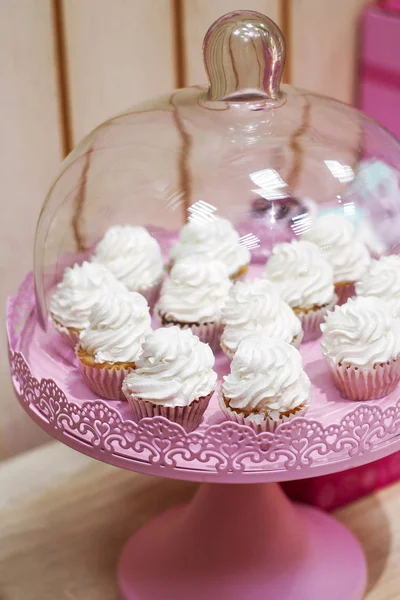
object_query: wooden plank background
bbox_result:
[290,0,370,104]
[0,0,63,458]
[61,0,177,145]
[1,0,371,459]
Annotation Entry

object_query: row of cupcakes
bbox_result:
[55,260,400,433]
[48,214,400,424]
[49,217,250,344]
[73,283,311,433]
[50,216,399,365]
[48,249,309,434]
[76,287,400,434]
[65,276,306,433]
[48,212,372,348]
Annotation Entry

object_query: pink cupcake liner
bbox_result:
[218,391,308,433]
[186,321,223,350]
[334,282,355,306]
[50,317,81,348]
[139,274,164,310]
[297,296,337,343]
[329,359,400,401]
[157,311,223,351]
[220,339,235,359]
[78,360,134,400]
[123,391,213,432]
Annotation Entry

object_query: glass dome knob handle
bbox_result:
[203,10,286,102]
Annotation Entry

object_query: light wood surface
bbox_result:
[182,0,282,86]
[0,0,62,459]
[61,0,177,145]
[0,441,399,599]
[290,0,369,103]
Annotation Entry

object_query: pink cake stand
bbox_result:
[8,273,400,600]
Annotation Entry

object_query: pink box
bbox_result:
[359,5,400,140]
[282,453,400,511]
[378,0,400,11]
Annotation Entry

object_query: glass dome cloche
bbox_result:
[35,9,400,330]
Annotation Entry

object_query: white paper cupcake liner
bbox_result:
[78,359,134,400]
[218,391,308,433]
[334,282,355,306]
[157,311,223,351]
[329,359,400,401]
[123,391,213,432]
[297,296,337,343]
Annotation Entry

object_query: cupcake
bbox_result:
[321,296,400,400]
[49,261,125,346]
[301,213,370,304]
[220,278,303,358]
[122,327,217,431]
[355,255,400,316]
[219,334,310,432]
[264,240,336,342]
[76,290,152,400]
[92,225,164,307]
[169,216,250,280]
[156,256,232,350]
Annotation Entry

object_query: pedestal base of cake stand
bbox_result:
[118,481,367,600]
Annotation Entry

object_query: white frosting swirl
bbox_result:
[78,291,151,364]
[123,327,217,407]
[355,255,400,316]
[157,256,232,323]
[302,213,370,283]
[321,296,400,367]
[221,278,302,354]
[169,216,250,276]
[92,225,164,291]
[222,334,310,416]
[50,261,125,331]
[264,240,334,308]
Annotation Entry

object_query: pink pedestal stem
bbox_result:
[118,482,367,600]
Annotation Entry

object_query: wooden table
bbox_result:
[0,441,399,600]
